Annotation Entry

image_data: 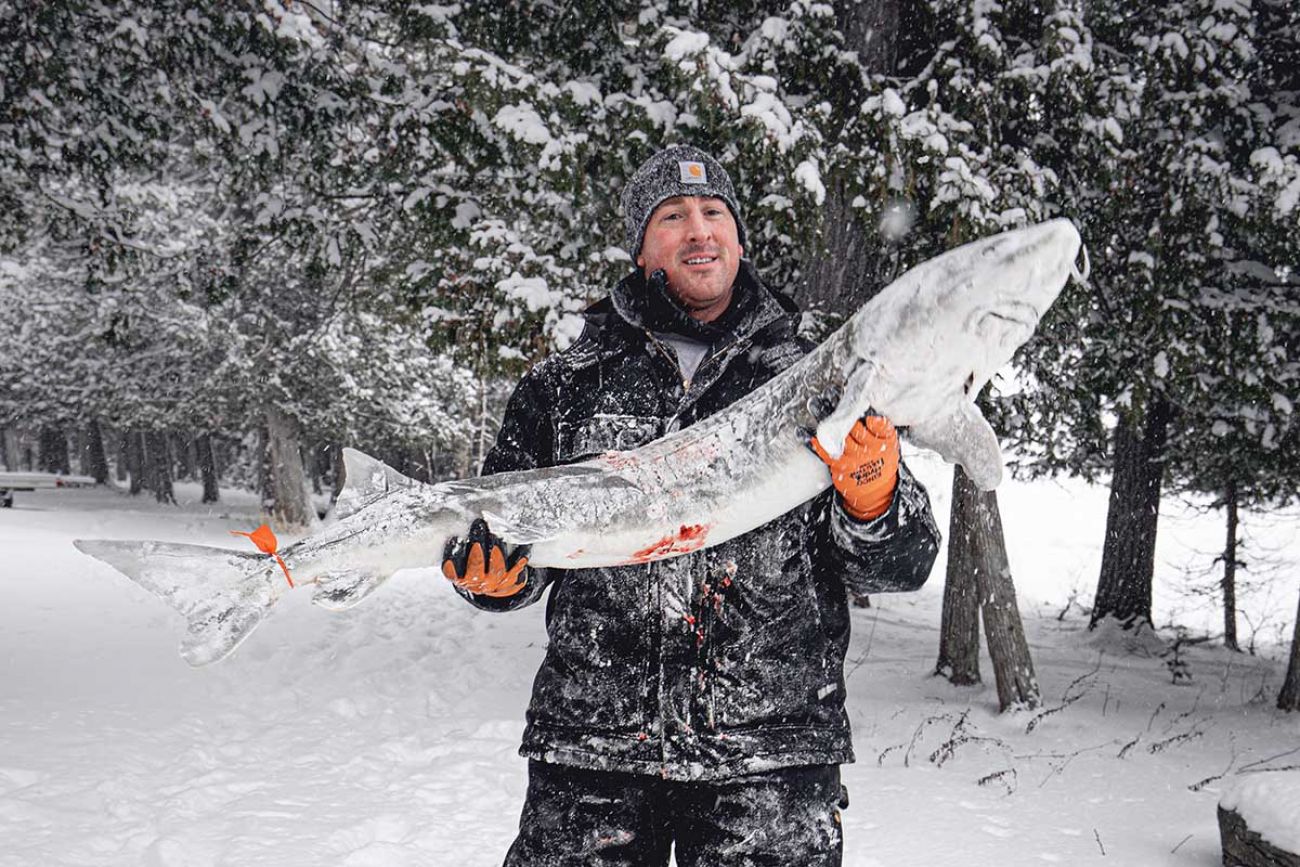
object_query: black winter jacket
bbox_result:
[460,262,942,781]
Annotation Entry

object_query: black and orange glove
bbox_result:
[441,517,530,598]
[810,415,900,521]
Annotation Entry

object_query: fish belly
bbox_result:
[527,444,829,568]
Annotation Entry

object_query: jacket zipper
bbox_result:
[644,330,744,433]
[644,330,691,392]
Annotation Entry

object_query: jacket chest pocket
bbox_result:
[557,414,663,462]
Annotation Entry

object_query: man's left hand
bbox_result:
[810,415,900,521]
[441,517,530,598]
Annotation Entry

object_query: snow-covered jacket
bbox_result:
[460,262,941,781]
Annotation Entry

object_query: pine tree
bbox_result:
[995,0,1299,637]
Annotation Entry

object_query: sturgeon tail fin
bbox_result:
[73,539,281,667]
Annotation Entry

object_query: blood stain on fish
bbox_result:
[628,524,710,563]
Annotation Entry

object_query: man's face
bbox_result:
[636,196,744,323]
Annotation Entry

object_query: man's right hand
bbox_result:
[809,414,900,521]
[441,517,530,598]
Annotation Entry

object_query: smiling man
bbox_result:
[439,145,941,866]
[634,193,742,321]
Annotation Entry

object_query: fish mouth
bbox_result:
[968,301,1040,344]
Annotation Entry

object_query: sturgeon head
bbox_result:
[816,218,1082,490]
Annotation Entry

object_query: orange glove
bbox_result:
[810,415,900,521]
[441,518,530,598]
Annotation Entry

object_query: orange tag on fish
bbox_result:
[231,523,295,589]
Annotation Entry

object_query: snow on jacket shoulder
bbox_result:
[458,262,942,781]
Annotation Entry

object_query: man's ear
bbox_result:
[738,245,745,259]
[636,255,644,268]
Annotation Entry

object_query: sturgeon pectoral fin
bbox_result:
[311,568,389,611]
[335,449,418,520]
[73,539,279,667]
[907,400,1004,490]
[480,510,562,547]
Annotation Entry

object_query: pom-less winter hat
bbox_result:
[621,145,748,261]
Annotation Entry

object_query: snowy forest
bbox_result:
[2,1,1300,863]
[2,0,1300,863]
[5,0,1296,699]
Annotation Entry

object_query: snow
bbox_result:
[663,30,711,63]
[793,159,826,205]
[1220,772,1300,853]
[241,68,285,107]
[758,16,790,45]
[491,103,552,146]
[495,272,558,312]
[1276,177,1300,216]
[740,92,798,150]
[258,0,326,50]
[1101,116,1124,144]
[452,201,483,230]
[881,88,906,117]
[561,81,601,107]
[2,462,1297,865]
[549,312,586,350]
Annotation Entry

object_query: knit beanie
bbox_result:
[621,145,748,261]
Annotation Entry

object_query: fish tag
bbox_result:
[231,524,295,588]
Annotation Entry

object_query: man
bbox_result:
[442,145,941,866]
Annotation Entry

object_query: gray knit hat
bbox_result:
[621,145,748,260]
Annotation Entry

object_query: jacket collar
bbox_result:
[602,260,794,348]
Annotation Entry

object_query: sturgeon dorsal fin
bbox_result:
[335,448,418,520]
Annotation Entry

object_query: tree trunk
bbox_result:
[85,421,109,484]
[144,430,175,504]
[174,433,196,482]
[476,362,492,473]
[968,471,1041,711]
[38,427,71,474]
[127,431,145,495]
[256,425,272,508]
[1223,477,1240,652]
[937,468,983,686]
[331,443,347,502]
[1219,805,1300,865]
[800,0,901,317]
[1091,394,1172,631]
[197,433,220,504]
[801,182,874,317]
[310,443,324,495]
[0,428,20,470]
[72,428,87,475]
[265,404,316,528]
[115,432,128,482]
[1279,589,1300,712]
[841,0,899,72]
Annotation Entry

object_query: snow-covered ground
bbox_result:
[1,453,1297,866]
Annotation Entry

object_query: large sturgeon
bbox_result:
[75,219,1084,666]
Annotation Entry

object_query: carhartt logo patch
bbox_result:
[679,161,707,184]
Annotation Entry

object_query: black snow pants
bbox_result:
[503,761,847,867]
